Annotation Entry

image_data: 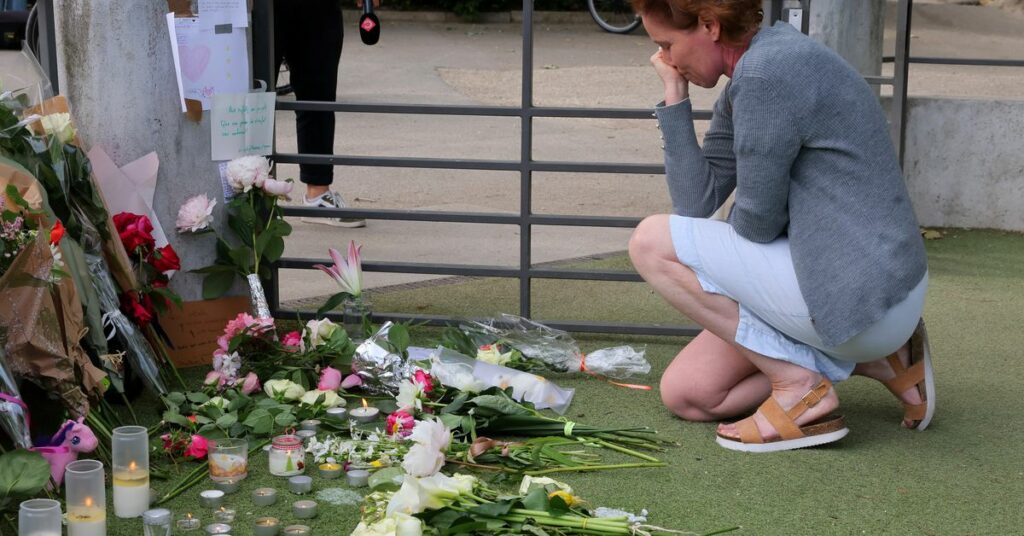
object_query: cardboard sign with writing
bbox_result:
[159,296,250,368]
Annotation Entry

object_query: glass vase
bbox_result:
[18,499,62,536]
[343,297,372,341]
[246,273,272,319]
[65,459,107,536]
[111,425,150,518]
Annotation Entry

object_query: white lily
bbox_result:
[314,241,363,298]
[395,380,423,412]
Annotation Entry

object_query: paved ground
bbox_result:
[2,3,1022,305]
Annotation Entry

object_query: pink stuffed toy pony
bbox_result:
[31,417,99,488]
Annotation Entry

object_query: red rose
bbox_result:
[120,291,154,326]
[113,212,155,254]
[49,220,65,245]
[148,245,181,272]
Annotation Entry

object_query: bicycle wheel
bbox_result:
[588,0,642,34]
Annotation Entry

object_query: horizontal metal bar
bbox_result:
[528,268,642,282]
[280,205,521,224]
[279,258,521,278]
[531,214,641,227]
[276,100,714,121]
[532,106,712,121]
[274,309,700,336]
[274,154,522,171]
[863,75,895,85]
[531,161,664,174]
[882,55,1024,67]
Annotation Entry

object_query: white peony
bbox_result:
[299,389,344,408]
[518,475,572,496]
[305,318,340,347]
[401,443,445,478]
[263,379,305,401]
[225,155,271,193]
[395,380,423,412]
[176,194,216,233]
[476,345,513,366]
[408,419,451,453]
[39,113,75,143]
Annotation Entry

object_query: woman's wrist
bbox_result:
[663,80,689,106]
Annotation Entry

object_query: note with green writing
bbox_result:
[211,91,275,161]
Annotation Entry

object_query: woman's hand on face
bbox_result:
[650,47,689,105]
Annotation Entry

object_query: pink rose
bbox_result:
[386,410,415,438]
[414,370,434,394]
[237,372,260,395]
[204,371,225,387]
[183,435,208,460]
[318,367,342,391]
[260,178,293,197]
[282,330,302,349]
[341,374,363,390]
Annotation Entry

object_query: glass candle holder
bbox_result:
[18,499,62,536]
[143,508,173,536]
[268,434,306,476]
[65,459,107,536]
[209,438,248,482]
[112,425,150,518]
[177,512,201,531]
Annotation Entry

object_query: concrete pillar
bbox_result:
[808,0,885,78]
[52,1,229,301]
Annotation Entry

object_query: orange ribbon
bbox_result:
[579,354,652,391]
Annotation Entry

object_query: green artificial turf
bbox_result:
[103,229,1023,535]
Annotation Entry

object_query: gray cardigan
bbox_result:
[655,22,927,347]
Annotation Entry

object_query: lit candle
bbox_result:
[214,479,240,494]
[318,462,342,479]
[346,469,370,488]
[292,500,318,520]
[67,496,105,536]
[349,399,379,423]
[177,512,201,531]
[213,506,236,523]
[283,525,311,536]
[199,490,225,509]
[252,487,278,506]
[112,460,150,518]
[254,517,281,536]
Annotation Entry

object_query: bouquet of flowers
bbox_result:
[112,211,182,326]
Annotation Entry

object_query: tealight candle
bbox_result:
[292,500,318,519]
[213,506,236,523]
[288,475,313,494]
[214,479,240,495]
[296,430,317,445]
[283,525,311,536]
[177,512,201,531]
[349,399,379,423]
[299,419,320,432]
[318,463,342,479]
[204,522,231,535]
[346,469,370,488]
[252,487,278,506]
[199,490,225,508]
[254,517,281,536]
[325,407,347,420]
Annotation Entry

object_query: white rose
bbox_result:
[476,345,512,366]
[299,389,343,408]
[305,318,340,347]
[39,113,75,144]
[263,379,305,401]
[225,156,271,193]
[401,443,445,478]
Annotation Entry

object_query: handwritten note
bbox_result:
[211,91,276,161]
[199,0,248,29]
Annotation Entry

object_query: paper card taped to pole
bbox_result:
[166,14,250,111]
[210,91,275,161]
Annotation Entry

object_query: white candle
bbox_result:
[67,505,106,536]
[349,399,379,423]
[113,463,150,518]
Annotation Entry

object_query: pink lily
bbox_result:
[313,241,362,298]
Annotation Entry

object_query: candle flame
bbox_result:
[84,496,93,507]
[361,398,368,409]
[186,513,193,520]
[129,461,137,471]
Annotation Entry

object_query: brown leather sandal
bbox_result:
[883,319,936,430]
[716,378,849,453]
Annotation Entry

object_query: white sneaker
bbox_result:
[302,191,366,228]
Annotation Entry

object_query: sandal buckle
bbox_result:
[800,387,824,408]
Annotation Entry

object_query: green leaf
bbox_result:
[0,450,51,496]
[316,291,349,317]
[547,494,571,515]
[164,392,187,406]
[216,413,238,428]
[387,324,411,357]
[440,392,469,415]
[162,410,191,427]
[274,412,296,428]
[228,395,250,412]
[243,408,274,435]
[186,392,210,404]
[469,500,514,517]
[228,245,254,273]
[368,467,405,492]
[438,413,463,431]
[263,236,285,263]
[202,270,236,299]
[521,487,549,512]
[267,218,292,237]
[469,394,530,416]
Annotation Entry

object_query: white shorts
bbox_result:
[669,215,927,382]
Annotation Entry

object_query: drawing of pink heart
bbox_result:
[180,44,211,82]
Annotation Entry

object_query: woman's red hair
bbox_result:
[631,0,763,46]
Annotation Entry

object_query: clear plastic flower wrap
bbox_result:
[465,314,651,379]
[0,350,32,448]
[352,322,414,395]
[429,346,575,415]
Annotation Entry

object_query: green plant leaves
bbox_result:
[469,394,530,416]
[202,270,237,299]
[243,408,274,436]
[0,450,52,497]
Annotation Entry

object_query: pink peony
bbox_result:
[237,372,260,395]
[260,178,293,197]
[414,370,434,394]
[183,435,208,460]
[282,330,302,348]
[204,370,225,387]
[318,367,342,391]
[341,374,363,390]
[176,194,216,233]
[386,410,415,438]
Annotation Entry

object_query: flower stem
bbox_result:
[524,462,666,476]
